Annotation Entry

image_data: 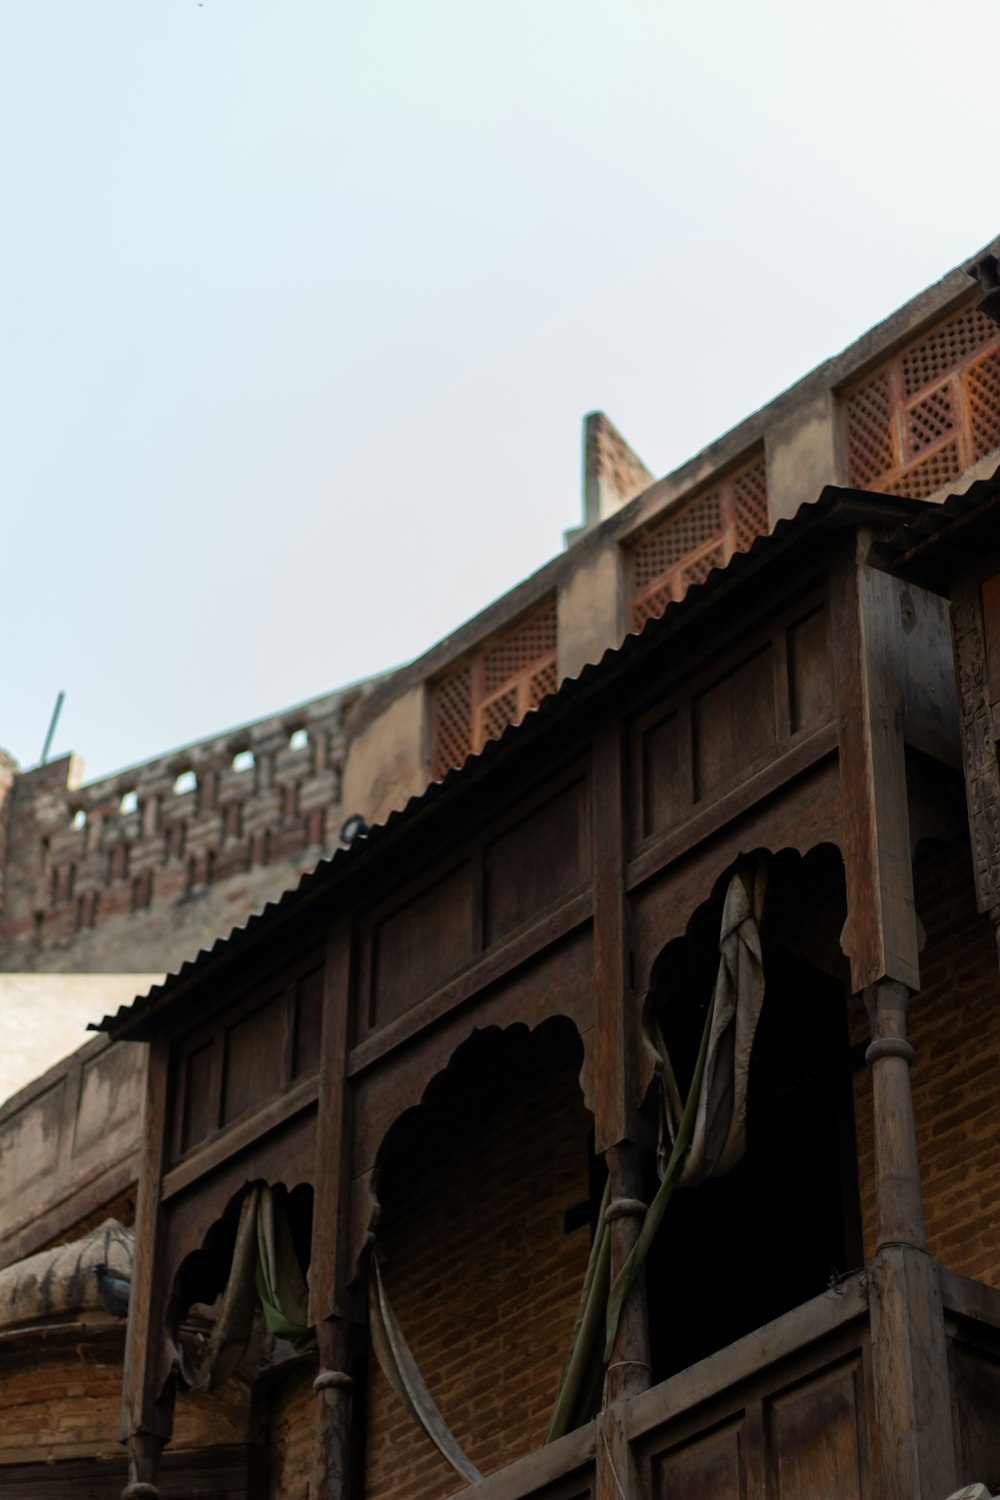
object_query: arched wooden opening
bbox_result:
[642,845,862,1383]
[172,1181,314,1335]
[364,1017,593,1500]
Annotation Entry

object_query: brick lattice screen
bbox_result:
[844,301,1000,499]
[627,453,769,632]
[432,601,558,778]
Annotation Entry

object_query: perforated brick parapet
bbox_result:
[0,683,375,977]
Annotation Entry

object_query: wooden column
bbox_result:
[592,725,651,1500]
[597,1143,650,1500]
[313,1317,356,1500]
[310,919,361,1500]
[832,535,955,1500]
[864,977,955,1500]
[865,980,925,1253]
[119,1042,174,1500]
[603,1144,651,1406]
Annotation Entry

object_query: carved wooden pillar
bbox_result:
[596,1143,651,1500]
[122,1434,166,1500]
[864,977,954,1500]
[592,722,652,1500]
[833,535,956,1500]
[313,1317,356,1500]
[603,1144,651,1405]
[865,980,925,1252]
[310,920,360,1500]
[120,1044,174,1500]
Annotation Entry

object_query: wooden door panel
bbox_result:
[766,1360,867,1500]
[652,1417,745,1500]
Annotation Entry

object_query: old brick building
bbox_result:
[2,240,1000,1500]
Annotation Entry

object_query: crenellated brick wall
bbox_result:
[0,684,374,976]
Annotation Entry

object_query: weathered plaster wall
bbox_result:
[0,1035,144,1270]
[341,683,427,831]
[766,386,840,527]
[557,542,624,684]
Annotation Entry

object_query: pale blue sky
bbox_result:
[2,0,997,780]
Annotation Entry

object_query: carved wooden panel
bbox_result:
[180,1043,215,1155]
[652,1417,745,1500]
[292,964,324,1079]
[169,950,325,1164]
[629,591,833,856]
[369,862,475,1029]
[222,992,285,1126]
[950,1338,1000,1493]
[788,605,832,736]
[766,1360,868,1500]
[357,764,592,1043]
[639,710,689,841]
[643,1352,869,1500]
[483,777,590,946]
[694,645,776,798]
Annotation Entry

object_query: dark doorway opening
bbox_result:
[645,852,862,1383]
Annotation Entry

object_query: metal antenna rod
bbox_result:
[40,691,65,766]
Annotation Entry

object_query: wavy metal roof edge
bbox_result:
[91,483,932,1039]
[877,462,1000,576]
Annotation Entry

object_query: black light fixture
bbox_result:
[340,812,370,846]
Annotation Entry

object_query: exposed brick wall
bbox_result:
[261,1361,317,1500]
[0,685,374,976]
[364,1026,592,1500]
[0,1332,251,1468]
[851,841,1000,1281]
[584,412,652,526]
[0,1335,124,1464]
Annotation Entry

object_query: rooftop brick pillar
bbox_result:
[572,412,653,538]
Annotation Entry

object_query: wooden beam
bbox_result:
[831,531,921,993]
[120,1039,174,1466]
[312,1316,356,1500]
[310,918,356,1327]
[591,724,641,1154]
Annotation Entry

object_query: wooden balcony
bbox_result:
[446,1270,1000,1500]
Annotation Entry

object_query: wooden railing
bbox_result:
[443,1269,1000,1500]
[444,1275,872,1500]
